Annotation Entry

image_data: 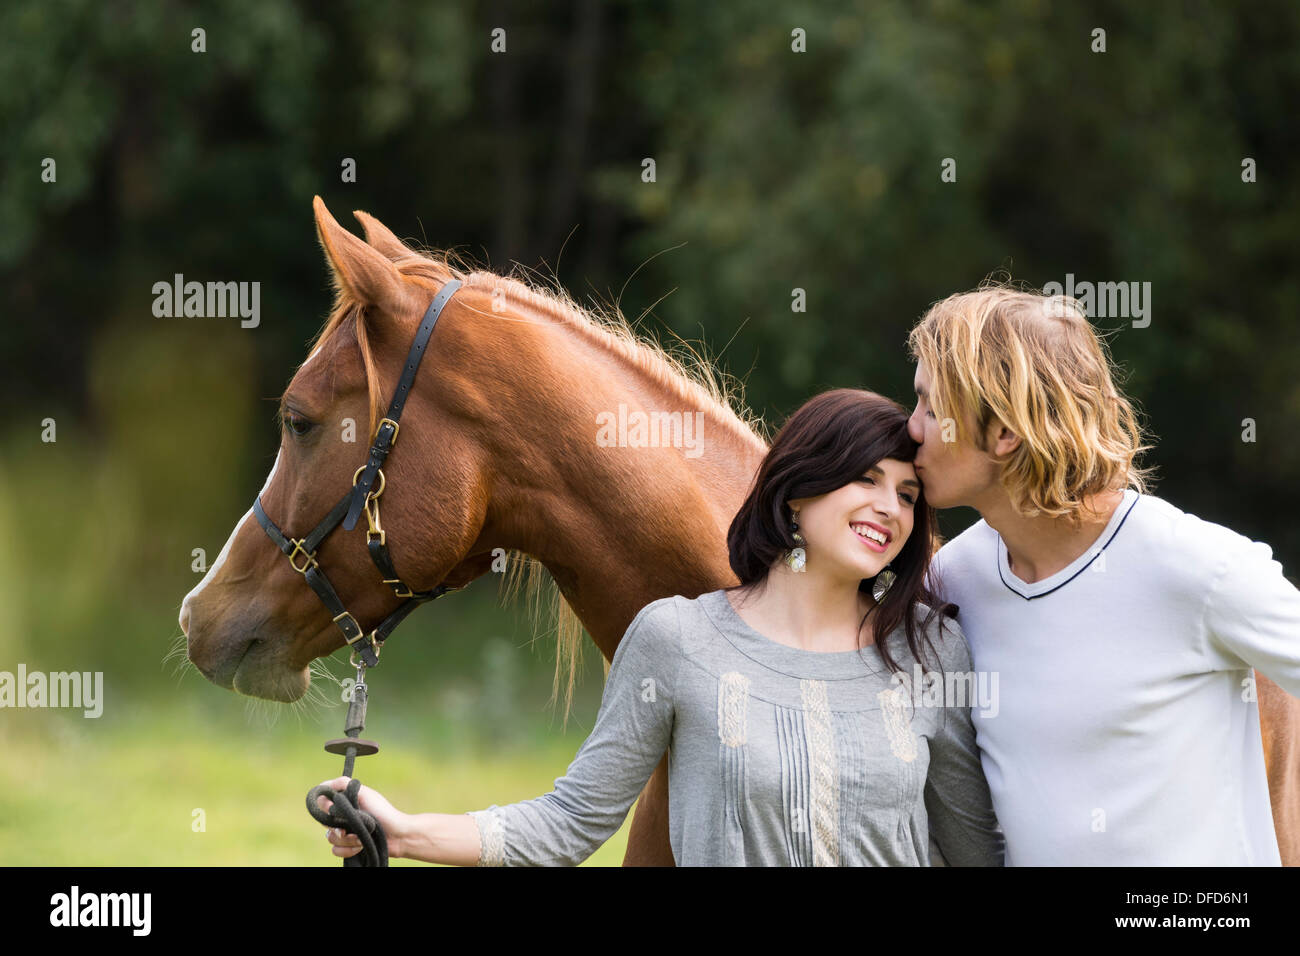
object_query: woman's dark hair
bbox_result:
[726,388,955,675]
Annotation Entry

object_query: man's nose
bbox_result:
[907,408,924,443]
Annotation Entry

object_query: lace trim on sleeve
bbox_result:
[468,808,506,866]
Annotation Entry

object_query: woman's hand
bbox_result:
[315,776,414,860]
[314,777,487,865]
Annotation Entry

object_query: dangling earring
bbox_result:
[786,507,807,573]
[872,564,896,602]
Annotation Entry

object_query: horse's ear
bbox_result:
[313,195,416,317]
[353,209,413,261]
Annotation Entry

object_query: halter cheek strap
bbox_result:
[252,279,464,667]
[344,278,463,531]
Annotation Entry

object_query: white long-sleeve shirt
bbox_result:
[929,488,1300,865]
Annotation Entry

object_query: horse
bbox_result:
[179,195,767,864]
[180,197,1299,866]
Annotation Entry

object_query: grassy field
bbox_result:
[0,446,638,866]
[0,698,636,866]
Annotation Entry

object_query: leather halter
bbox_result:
[252,279,464,668]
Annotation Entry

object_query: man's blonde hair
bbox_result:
[907,280,1154,522]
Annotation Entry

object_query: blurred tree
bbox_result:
[1,0,1296,667]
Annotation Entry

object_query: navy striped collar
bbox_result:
[995,490,1140,600]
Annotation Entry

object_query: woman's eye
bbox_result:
[860,475,875,484]
[900,493,916,506]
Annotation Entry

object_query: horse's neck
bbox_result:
[475,317,767,659]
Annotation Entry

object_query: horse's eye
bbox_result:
[284,413,314,437]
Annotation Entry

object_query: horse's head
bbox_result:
[180,198,494,701]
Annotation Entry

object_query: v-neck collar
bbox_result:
[995,489,1140,600]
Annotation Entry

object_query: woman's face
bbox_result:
[789,457,918,583]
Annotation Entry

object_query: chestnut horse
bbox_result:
[180,197,1298,866]
[180,196,765,864]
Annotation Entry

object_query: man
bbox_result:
[906,283,1300,865]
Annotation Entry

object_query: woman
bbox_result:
[317,388,1004,865]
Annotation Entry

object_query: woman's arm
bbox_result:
[320,597,682,866]
[922,623,1005,867]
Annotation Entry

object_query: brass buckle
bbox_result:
[352,465,386,499]
[377,417,401,446]
[384,578,415,599]
[287,540,318,574]
[333,611,363,640]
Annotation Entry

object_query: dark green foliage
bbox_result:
[2,0,1295,691]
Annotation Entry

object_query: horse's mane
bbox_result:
[306,248,770,724]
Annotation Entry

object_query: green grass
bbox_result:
[0,427,638,866]
[0,703,636,866]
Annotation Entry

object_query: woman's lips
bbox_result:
[851,526,889,553]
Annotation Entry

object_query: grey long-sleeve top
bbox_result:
[467,589,1004,866]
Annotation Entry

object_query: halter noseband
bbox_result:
[252,279,464,668]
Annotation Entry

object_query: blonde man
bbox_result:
[907,283,1300,865]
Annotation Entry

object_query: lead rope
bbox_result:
[305,656,388,867]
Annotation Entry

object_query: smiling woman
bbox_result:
[725,388,950,672]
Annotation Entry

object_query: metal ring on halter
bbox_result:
[349,640,381,669]
[352,465,386,499]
